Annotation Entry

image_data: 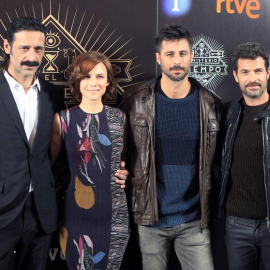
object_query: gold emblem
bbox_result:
[0,0,144,105]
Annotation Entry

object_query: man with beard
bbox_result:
[121,24,222,270]
[216,42,270,269]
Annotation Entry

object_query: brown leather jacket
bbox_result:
[122,77,222,229]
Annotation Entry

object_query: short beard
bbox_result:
[242,88,264,100]
[162,69,189,82]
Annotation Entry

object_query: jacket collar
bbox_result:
[236,97,270,121]
[0,72,48,152]
[0,72,29,147]
[253,102,270,121]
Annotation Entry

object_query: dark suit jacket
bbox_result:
[0,72,62,233]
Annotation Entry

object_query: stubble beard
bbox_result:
[162,68,189,82]
[242,82,265,100]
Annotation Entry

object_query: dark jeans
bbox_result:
[225,216,270,270]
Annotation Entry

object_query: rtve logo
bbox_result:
[217,0,261,19]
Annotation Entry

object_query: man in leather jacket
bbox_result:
[122,24,222,270]
[216,42,270,269]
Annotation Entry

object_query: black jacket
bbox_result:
[216,99,270,227]
[0,72,62,233]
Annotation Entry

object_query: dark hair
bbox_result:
[232,42,269,72]
[67,51,116,102]
[155,24,193,53]
[1,17,46,69]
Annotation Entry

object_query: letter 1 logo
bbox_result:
[162,0,192,17]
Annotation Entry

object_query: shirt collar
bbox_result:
[3,70,41,92]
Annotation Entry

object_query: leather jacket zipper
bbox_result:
[217,108,241,217]
[261,121,270,229]
[200,94,207,232]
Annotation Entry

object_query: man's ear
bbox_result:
[3,39,11,54]
[191,51,194,62]
[233,70,239,83]
[156,52,161,65]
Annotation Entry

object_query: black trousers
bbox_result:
[225,216,270,270]
[0,192,52,270]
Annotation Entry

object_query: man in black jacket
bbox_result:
[216,42,270,269]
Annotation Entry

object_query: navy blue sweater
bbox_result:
[152,83,201,228]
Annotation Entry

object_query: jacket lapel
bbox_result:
[30,82,48,152]
[0,73,29,146]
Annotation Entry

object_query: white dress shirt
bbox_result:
[4,70,40,192]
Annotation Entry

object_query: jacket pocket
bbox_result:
[208,119,219,148]
[131,177,146,214]
[131,114,149,145]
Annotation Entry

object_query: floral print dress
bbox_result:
[59,105,129,270]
